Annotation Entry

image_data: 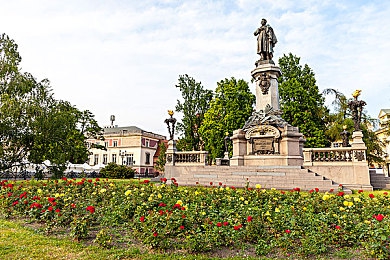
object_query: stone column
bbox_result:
[251,63,282,111]
[230,129,247,166]
[165,140,177,166]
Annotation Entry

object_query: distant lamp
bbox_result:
[110,115,115,126]
[164,110,176,140]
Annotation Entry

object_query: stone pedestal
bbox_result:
[251,63,281,111]
[165,140,177,166]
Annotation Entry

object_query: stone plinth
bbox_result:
[251,63,281,111]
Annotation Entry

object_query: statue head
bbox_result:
[261,18,267,25]
[352,89,362,99]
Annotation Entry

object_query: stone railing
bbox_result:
[303,147,366,164]
[166,151,208,166]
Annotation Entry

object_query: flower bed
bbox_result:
[1,178,390,259]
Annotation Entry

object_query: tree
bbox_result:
[0,33,103,177]
[154,141,167,173]
[100,162,135,179]
[175,74,213,151]
[199,77,255,162]
[278,53,329,147]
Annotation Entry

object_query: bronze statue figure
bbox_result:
[254,18,277,63]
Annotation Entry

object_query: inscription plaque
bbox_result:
[252,137,274,154]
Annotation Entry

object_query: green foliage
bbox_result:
[154,142,167,173]
[199,78,255,161]
[0,33,103,175]
[99,163,135,179]
[175,74,213,151]
[278,53,329,147]
[2,179,390,259]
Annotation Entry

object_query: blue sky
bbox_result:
[2,0,390,136]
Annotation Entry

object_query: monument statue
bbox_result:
[254,18,277,63]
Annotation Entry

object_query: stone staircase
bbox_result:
[170,165,351,193]
[369,170,390,189]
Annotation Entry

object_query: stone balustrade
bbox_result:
[166,150,208,166]
[303,147,366,164]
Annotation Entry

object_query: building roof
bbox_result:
[103,125,166,140]
[379,109,390,117]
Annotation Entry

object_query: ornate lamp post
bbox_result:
[119,150,126,165]
[348,90,366,131]
[164,110,176,140]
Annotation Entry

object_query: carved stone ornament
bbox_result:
[242,104,289,131]
[354,151,365,161]
[258,72,271,95]
[245,125,280,140]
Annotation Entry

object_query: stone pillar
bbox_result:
[165,140,177,166]
[230,129,247,166]
[251,63,282,111]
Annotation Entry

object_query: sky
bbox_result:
[2,0,390,136]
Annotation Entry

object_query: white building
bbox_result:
[86,125,166,176]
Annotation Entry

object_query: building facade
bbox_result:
[375,109,390,174]
[86,125,166,176]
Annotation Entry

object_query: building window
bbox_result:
[104,142,108,148]
[113,140,118,147]
[146,140,149,147]
[126,154,134,166]
[145,152,150,165]
[112,154,117,164]
[94,154,99,165]
[103,154,108,165]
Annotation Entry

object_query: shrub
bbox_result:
[99,162,135,179]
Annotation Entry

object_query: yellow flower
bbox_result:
[271,188,276,190]
[99,188,107,193]
[148,197,153,202]
[55,193,60,198]
[244,200,248,205]
[176,200,183,205]
[125,190,131,196]
[344,195,350,199]
[157,193,162,199]
[112,192,115,195]
[109,183,115,187]
[339,207,345,211]
[303,207,307,211]
[265,211,271,216]
[364,220,371,225]
[37,189,42,194]
[195,191,200,195]
[239,197,245,201]
[275,207,280,213]
[201,211,206,216]
[255,184,262,189]
[225,187,230,190]
[354,197,361,202]
[322,194,330,201]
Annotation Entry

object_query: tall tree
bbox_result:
[278,53,329,147]
[175,74,213,151]
[199,77,255,161]
[0,33,103,176]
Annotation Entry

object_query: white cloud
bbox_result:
[1,0,389,135]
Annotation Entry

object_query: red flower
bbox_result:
[247,216,253,222]
[153,232,158,237]
[179,225,185,230]
[159,210,164,215]
[61,177,67,181]
[87,179,92,183]
[86,205,95,214]
[160,178,167,183]
[48,197,56,203]
[173,204,181,209]
[223,221,229,226]
[71,203,76,208]
[210,182,213,186]
[374,214,385,222]
[143,180,150,184]
[369,193,375,199]
[95,178,100,182]
[315,188,319,192]
[7,192,12,197]
[182,214,186,219]
[30,202,42,209]
[329,189,334,192]
[384,192,388,196]
[285,229,291,234]
[140,216,145,222]
[293,187,300,192]
[234,225,241,230]
[218,182,222,186]
[309,189,314,193]
[335,225,341,230]
[181,206,186,210]
[159,202,166,207]
[12,201,19,206]
[19,192,27,199]
[281,191,285,195]
[337,192,345,197]
[196,181,199,185]
[216,222,222,227]
[358,189,364,193]
[48,206,53,211]
[55,208,61,213]
[171,178,176,182]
